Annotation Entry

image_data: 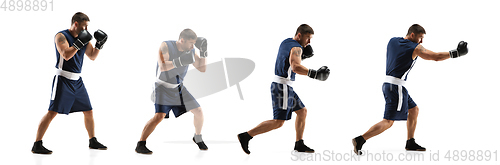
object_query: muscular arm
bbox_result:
[85,42,100,61]
[289,47,308,75]
[413,44,450,61]
[55,33,78,61]
[192,51,206,72]
[158,42,175,72]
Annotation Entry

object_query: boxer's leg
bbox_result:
[83,110,107,150]
[293,108,314,153]
[136,112,166,154]
[405,106,426,151]
[32,111,58,154]
[353,119,394,155]
[407,106,419,140]
[190,107,208,150]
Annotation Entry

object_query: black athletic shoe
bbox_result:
[237,132,252,154]
[31,140,52,154]
[405,138,426,151]
[294,139,314,153]
[352,135,366,155]
[135,141,152,154]
[192,137,208,150]
[89,137,107,150]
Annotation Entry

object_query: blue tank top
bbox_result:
[275,38,302,81]
[156,40,195,84]
[54,29,87,73]
[385,37,419,81]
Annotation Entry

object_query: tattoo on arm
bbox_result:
[160,43,169,55]
[159,42,169,64]
[57,34,66,45]
[292,47,302,57]
[417,45,427,54]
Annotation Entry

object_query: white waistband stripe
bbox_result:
[55,69,81,80]
[384,76,405,86]
[273,75,294,86]
[156,79,180,88]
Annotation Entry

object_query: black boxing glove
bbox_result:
[302,45,314,60]
[73,30,92,50]
[308,66,330,81]
[172,51,195,68]
[94,29,108,50]
[195,37,207,58]
[449,41,468,58]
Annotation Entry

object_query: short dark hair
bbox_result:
[71,12,90,24]
[407,24,426,36]
[179,28,197,40]
[295,24,314,36]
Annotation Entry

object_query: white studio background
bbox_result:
[0,0,498,165]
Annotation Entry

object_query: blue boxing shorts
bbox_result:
[271,82,305,121]
[154,82,200,119]
[382,82,417,121]
[48,75,92,114]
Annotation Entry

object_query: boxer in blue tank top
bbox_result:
[353,24,469,155]
[238,24,330,154]
[136,29,209,154]
[32,12,108,154]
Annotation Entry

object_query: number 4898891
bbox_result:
[1,0,53,11]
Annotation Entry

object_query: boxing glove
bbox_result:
[94,29,108,50]
[449,41,468,58]
[172,51,195,68]
[73,30,92,50]
[308,66,330,81]
[195,37,207,58]
[302,45,314,60]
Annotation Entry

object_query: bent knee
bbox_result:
[274,120,285,128]
[154,113,166,121]
[409,106,419,114]
[384,119,395,127]
[295,108,307,117]
[190,107,203,114]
